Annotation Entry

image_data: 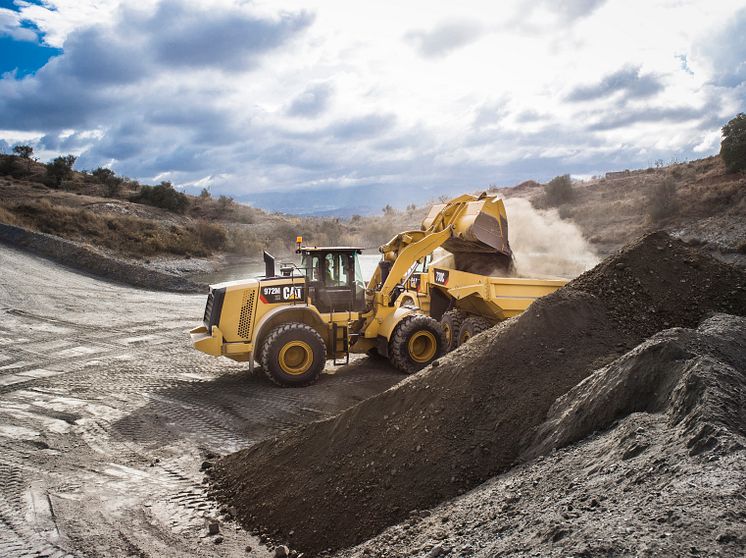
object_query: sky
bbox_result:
[0,0,744,214]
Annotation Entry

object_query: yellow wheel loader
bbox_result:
[190,193,567,386]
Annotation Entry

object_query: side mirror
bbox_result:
[263,251,276,277]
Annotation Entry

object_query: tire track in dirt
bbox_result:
[0,245,403,556]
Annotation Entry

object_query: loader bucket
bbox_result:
[422,194,514,275]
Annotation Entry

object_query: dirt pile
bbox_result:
[524,312,746,461]
[209,232,746,555]
[341,314,746,558]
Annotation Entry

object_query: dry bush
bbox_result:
[224,228,264,256]
[189,220,227,248]
[544,175,574,207]
[189,196,260,224]
[0,205,18,225]
[647,178,679,222]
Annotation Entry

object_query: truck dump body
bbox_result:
[426,266,567,320]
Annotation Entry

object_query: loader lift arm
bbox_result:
[367,192,512,309]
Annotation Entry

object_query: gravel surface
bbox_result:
[0,245,401,557]
[210,232,746,556]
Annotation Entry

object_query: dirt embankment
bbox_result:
[209,231,746,555]
[0,222,205,292]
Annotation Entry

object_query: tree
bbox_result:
[45,154,77,188]
[199,187,211,199]
[92,167,123,197]
[11,145,34,174]
[721,113,746,173]
[13,145,33,159]
[382,204,395,215]
[136,181,190,213]
[544,174,574,206]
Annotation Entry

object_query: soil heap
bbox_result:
[209,231,746,555]
[341,313,746,557]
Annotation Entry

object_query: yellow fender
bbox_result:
[377,305,419,341]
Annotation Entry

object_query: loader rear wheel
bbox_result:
[389,315,446,374]
[441,309,467,352]
[261,323,326,387]
[457,316,493,346]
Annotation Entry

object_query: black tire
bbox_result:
[366,348,386,360]
[441,309,467,352]
[389,314,446,374]
[457,315,494,346]
[260,323,326,387]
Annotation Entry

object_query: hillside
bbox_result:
[0,152,744,288]
[0,154,424,282]
[497,156,746,266]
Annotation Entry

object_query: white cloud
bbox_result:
[0,0,744,213]
[0,7,38,42]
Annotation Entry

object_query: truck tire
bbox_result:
[457,315,494,346]
[389,314,446,374]
[260,323,326,387]
[440,309,467,352]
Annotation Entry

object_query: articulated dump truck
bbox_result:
[191,193,567,386]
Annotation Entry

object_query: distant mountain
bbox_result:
[238,182,461,216]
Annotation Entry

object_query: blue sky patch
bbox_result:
[0,36,61,76]
[1,1,61,76]
[0,0,45,9]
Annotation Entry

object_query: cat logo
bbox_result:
[433,269,449,286]
[260,284,306,304]
[283,286,303,300]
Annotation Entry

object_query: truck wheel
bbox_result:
[260,323,326,387]
[441,309,467,352]
[389,315,446,374]
[457,316,493,346]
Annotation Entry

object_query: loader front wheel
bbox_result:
[441,309,467,352]
[389,315,446,374]
[261,323,326,387]
[457,315,493,346]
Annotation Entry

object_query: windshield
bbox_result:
[301,251,363,288]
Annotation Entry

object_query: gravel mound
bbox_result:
[209,232,746,555]
[524,313,746,461]
[341,314,746,558]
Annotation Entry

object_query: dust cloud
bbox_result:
[505,197,598,279]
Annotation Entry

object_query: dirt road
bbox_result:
[0,245,402,557]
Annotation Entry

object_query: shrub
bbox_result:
[217,194,233,210]
[189,220,227,249]
[544,174,573,206]
[91,167,124,197]
[720,113,746,173]
[12,145,33,159]
[225,227,264,256]
[136,181,190,213]
[0,205,18,225]
[0,155,18,177]
[45,155,77,188]
[647,178,678,222]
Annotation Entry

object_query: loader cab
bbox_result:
[299,247,366,313]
